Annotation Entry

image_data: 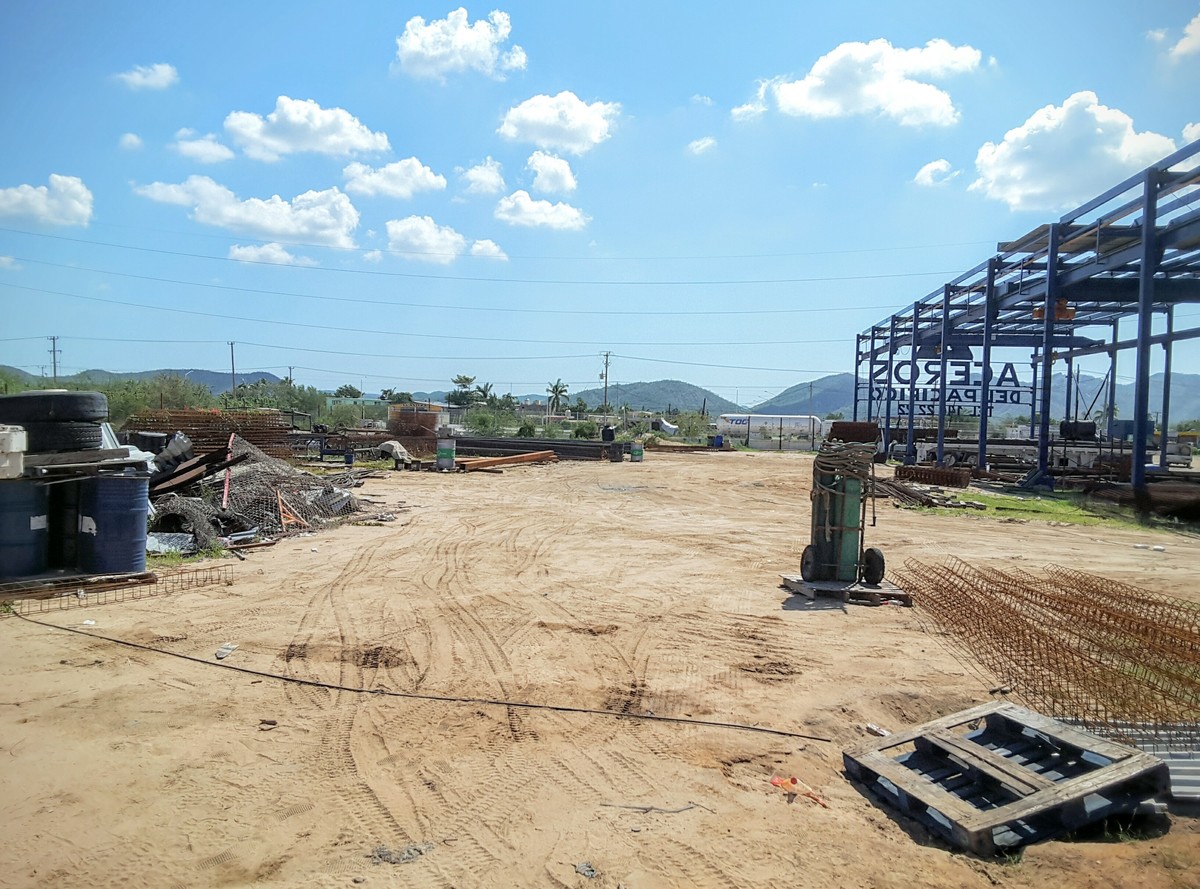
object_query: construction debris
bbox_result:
[456,450,558,472]
[893,465,972,488]
[124,409,294,459]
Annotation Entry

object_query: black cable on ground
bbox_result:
[12,612,833,743]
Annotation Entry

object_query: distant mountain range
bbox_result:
[4,364,1199,423]
[0,365,282,395]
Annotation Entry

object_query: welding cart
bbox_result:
[800,441,885,585]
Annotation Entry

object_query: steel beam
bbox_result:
[906,303,919,464]
[1037,224,1059,475]
[977,260,996,470]
[1158,307,1173,470]
[1132,170,1159,493]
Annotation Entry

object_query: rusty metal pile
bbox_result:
[893,465,972,489]
[124,409,292,458]
[897,558,1200,746]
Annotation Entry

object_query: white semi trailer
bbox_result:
[716,414,827,440]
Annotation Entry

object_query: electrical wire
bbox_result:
[4,255,916,318]
[11,612,833,743]
[0,283,850,348]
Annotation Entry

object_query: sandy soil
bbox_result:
[1,450,1197,888]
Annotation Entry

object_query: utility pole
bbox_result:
[47,336,60,383]
[287,365,294,385]
[601,351,611,424]
[229,341,236,398]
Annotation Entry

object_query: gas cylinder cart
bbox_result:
[781,441,910,606]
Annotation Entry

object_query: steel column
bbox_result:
[977,260,996,471]
[905,305,919,464]
[1132,170,1159,493]
[1158,306,1173,469]
[853,334,862,422]
[1107,320,1119,438]
[883,315,897,457]
[1064,357,1074,424]
[1037,223,1060,475]
[1029,350,1039,433]
[936,285,951,466]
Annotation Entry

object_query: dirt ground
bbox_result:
[2,450,1198,888]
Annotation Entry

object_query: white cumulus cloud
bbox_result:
[135,175,359,248]
[1170,11,1200,58]
[343,158,446,198]
[687,136,717,155]
[499,91,620,155]
[385,215,467,264]
[692,94,713,106]
[115,62,178,90]
[461,157,506,195]
[1147,28,1167,43]
[228,243,317,266]
[1184,122,1200,143]
[470,239,508,260]
[914,158,958,186]
[0,174,93,226]
[395,7,526,80]
[363,249,383,263]
[971,91,1177,211]
[495,190,588,230]
[173,129,234,163]
[0,256,19,270]
[745,38,981,127]
[119,133,143,151]
[225,96,390,162]
[526,151,576,194]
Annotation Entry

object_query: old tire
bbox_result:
[0,390,108,423]
[800,544,820,582]
[21,421,103,452]
[862,547,886,585]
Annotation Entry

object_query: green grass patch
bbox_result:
[925,490,1149,530]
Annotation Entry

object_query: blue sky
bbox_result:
[1,1,1198,405]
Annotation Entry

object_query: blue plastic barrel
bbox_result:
[77,475,150,574]
[0,479,49,578]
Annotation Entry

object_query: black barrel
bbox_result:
[0,479,49,578]
[77,474,150,574]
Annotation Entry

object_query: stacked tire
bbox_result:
[0,390,108,452]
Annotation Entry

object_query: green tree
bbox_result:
[571,397,589,417]
[573,420,598,439]
[824,411,845,420]
[474,382,494,405]
[447,374,476,406]
[334,383,363,398]
[327,404,361,429]
[547,378,568,413]
[465,408,498,435]
[673,411,708,438]
[379,388,414,404]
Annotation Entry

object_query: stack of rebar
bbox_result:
[897,558,1200,746]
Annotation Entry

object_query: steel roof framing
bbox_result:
[854,140,1200,492]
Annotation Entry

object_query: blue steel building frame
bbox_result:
[854,140,1200,492]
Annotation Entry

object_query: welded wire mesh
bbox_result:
[897,558,1200,748]
[1,565,233,617]
[148,435,361,538]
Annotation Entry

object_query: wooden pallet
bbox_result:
[843,702,1169,855]
[779,575,912,607]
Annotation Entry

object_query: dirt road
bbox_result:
[2,451,1196,887]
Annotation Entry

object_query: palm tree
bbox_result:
[473,382,494,404]
[547,378,568,414]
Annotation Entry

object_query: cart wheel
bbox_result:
[862,547,885,585]
[800,545,820,582]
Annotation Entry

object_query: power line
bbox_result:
[0,229,958,286]
[4,222,995,263]
[6,256,904,317]
[0,283,853,347]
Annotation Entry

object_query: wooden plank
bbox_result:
[846,701,1007,756]
[848,750,983,826]
[458,451,558,471]
[964,751,1169,830]
[922,729,1057,797]
[24,448,130,467]
[987,707,1134,761]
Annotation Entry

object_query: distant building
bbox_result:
[324,396,388,409]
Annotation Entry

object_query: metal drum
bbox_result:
[0,479,49,578]
[630,441,644,462]
[78,474,150,574]
[436,438,456,470]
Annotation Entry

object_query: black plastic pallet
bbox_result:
[843,702,1169,856]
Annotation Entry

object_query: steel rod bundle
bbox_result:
[897,558,1200,746]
